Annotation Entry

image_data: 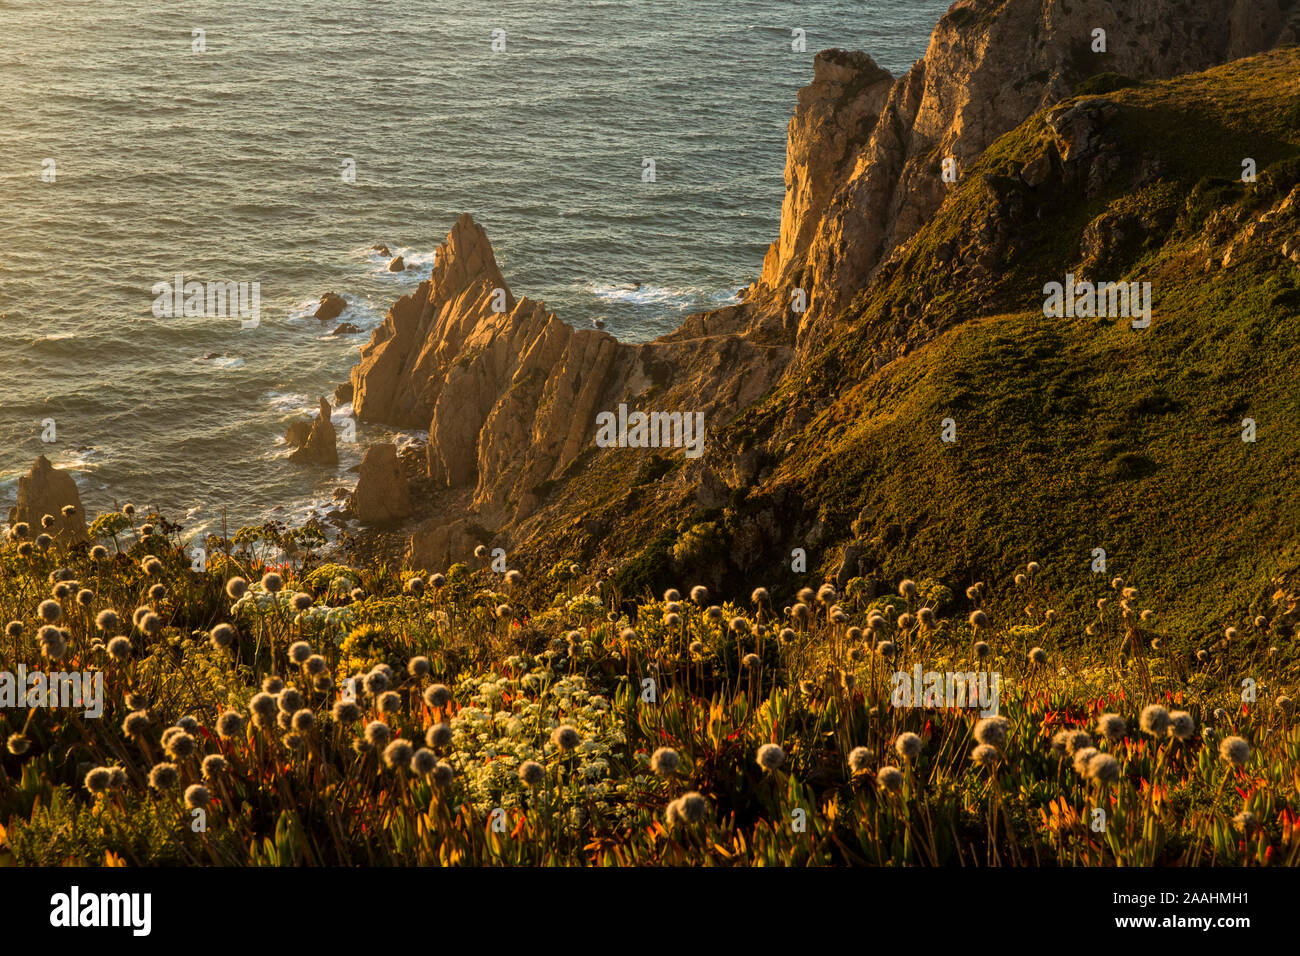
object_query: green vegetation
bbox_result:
[0,511,1295,865]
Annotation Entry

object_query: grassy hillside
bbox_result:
[722,47,1300,640]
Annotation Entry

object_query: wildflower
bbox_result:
[1072,747,1100,775]
[1233,811,1258,834]
[10,522,29,539]
[1061,730,1091,755]
[1219,736,1250,766]
[974,716,1008,749]
[848,747,874,773]
[918,607,937,629]
[291,709,315,732]
[1026,561,1040,576]
[84,768,113,794]
[1254,615,1268,630]
[1096,713,1126,743]
[875,640,895,659]
[1139,704,1170,738]
[141,556,162,576]
[7,734,30,755]
[426,723,453,748]
[669,791,709,825]
[277,688,303,713]
[552,725,581,752]
[504,569,523,588]
[164,731,195,760]
[817,585,837,605]
[1277,696,1293,714]
[122,711,150,738]
[651,747,680,775]
[364,721,391,747]
[288,640,312,663]
[973,640,990,659]
[495,603,512,619]
[305,655,326,676]
[690,585,708,605]
[756,743,785,771]
[125,693,146,710]
[1014,573,1028,588]
[971,745,999,769]
[1086,753,1120,784]
[35,534,52,551]
[94,608,119,632]
[37,599,62,623]
[751,587,769,605]
[969,610,988,629]
[261,572,283,594]
[405,577,425,596]
[432,762,454,787]
[226,577,248,599]
[423,684,451,708]
[1168,711,1195,740]
[148,763,179,790]
[107,636,132,660]
[791,604,810,624]
[1029,646,1047,665]
[895,732,922,761]
[249,693,278,725]
[408,656,431,678]
[877,766,904,791]
[1224,626,1238,641]
[519,760,546,787]
[262,677,284,695]
[410,748,437,775]
[139,612,161,636]
[663,612,681,627]
[184,784,210,809]
[108,767,128,789]
[742,653,761,670]
[332,700,361,723]
[209,623,236,649]
[364,669,389,696]
[382,739,414,768]
[377,691,401,713]
[281,733,305,752]
[5,621,22,638]
[202,754,229,779]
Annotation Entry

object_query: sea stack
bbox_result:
[287,398,339,466]
[8,455,89,545]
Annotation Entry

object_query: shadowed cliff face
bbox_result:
[751,0,1300,346]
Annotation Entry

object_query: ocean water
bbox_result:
[0,0,947,540]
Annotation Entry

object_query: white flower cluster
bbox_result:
[447,661,651,819]
[231,585,354,644]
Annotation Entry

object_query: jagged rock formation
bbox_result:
[351,444,412,524]
[751,0,1300,343]
[287,398,339,466]
[348,214,789,566]
[8,456,89,545]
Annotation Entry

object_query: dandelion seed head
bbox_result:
[1139,704,1170,737]
[756,743,785,771]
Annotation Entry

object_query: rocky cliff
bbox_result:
[343,0,1300,611]
[349,215,789,567]
[750,0,1300,346]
